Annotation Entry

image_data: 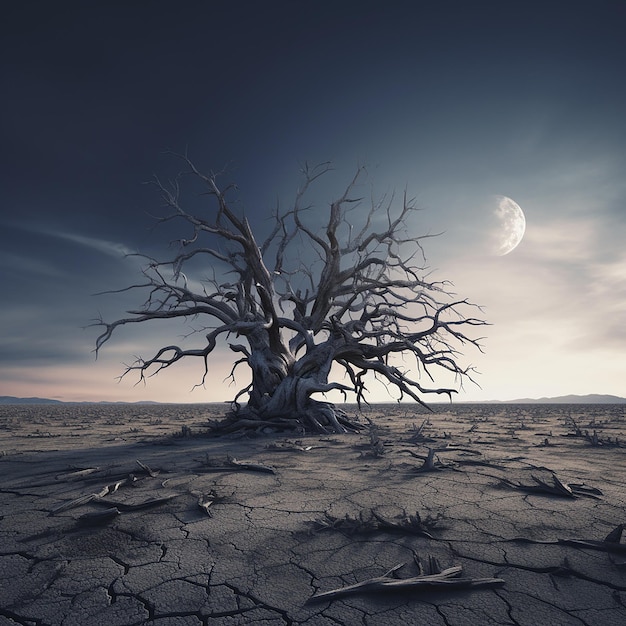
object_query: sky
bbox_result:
[1,0,625,403]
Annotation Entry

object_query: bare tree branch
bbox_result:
[95,159,487,433]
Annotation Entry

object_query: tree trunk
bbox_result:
[221,337,361,435]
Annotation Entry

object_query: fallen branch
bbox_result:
[499,472,602,499]
[135,459,159,477]
[55,467,101,481]
[307,559,504,603]
[49,477,133,515]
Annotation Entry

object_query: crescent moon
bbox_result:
[493,195,526,256]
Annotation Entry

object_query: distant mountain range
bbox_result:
[492,393,626,404]
[1,394,625,405]
[0,396,161,405]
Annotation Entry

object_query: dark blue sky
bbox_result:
[2,1,625,401]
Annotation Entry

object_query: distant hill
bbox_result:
[496,394,626,404]
[0,396,160,405]
[0,396,63,405]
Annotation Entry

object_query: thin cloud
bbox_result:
[2,221,137,259]
[45,230,137,259]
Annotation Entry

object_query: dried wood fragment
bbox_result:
[499,471,600,499]
[198,495,214,517]
[136,460,159,477]
[48,475,136,515]
[50,492,103,515]
[307,560,504,603]
[226,456,275,474]
[532,473,574,497]
[55,467,101,481]
[77,507,121,526]
[406,418,430,443]
[192,488,232,517]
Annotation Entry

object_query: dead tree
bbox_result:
[95,157,486,433]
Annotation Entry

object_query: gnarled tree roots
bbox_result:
[209,401,363,435]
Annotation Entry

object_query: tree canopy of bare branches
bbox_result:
[95,157,486,434]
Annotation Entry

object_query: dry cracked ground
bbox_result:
[1,403,625,625]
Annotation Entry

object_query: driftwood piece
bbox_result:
[48,458,163,516]
[49,473,139,516]
[55,467,101,481]
[307,559,504,603]
[136,459,159,477]
[499,472,602,499]
[77,507,121,526]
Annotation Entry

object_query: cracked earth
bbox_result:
[1,403,625,625]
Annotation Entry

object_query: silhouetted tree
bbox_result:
[95,157,486,433]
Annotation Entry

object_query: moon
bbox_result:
[490,195,526,256]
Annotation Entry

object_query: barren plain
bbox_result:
[1,402,625,625]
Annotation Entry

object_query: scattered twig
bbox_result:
[406,418,433,443]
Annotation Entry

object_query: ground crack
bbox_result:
[449,546,626,591]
